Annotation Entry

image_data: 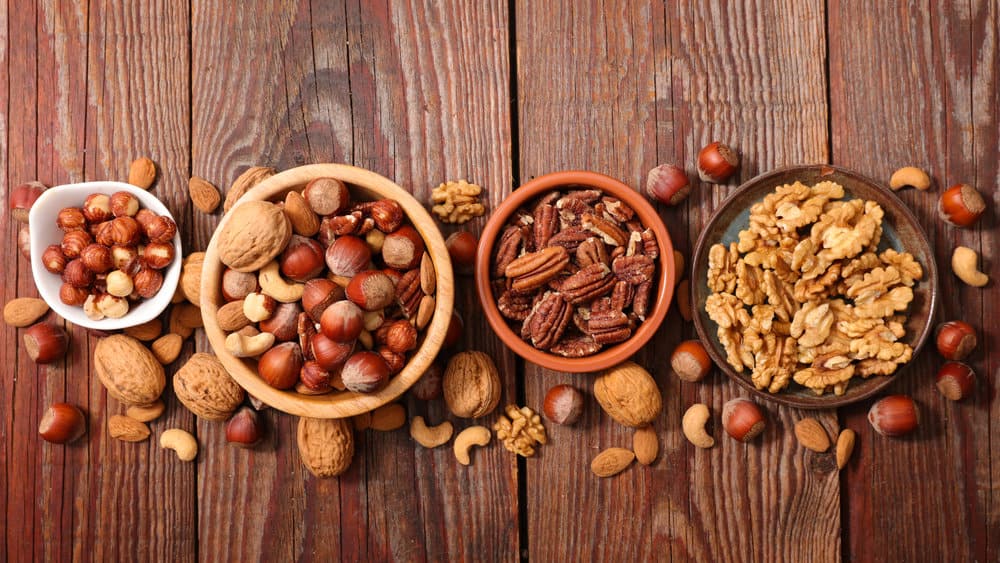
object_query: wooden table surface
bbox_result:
[2,1,997,561]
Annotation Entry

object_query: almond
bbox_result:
[591,447,635,477]
[836,428,856,469]
[108,415,151,442]
[176,302,203,329]
[123,318,163,341]
[127,400,165,422]
[794,418,831,452]
[420,252,436,295]
[284,190,320,236]
[189,176,221,213]
[370,403,406,431]
[128,157,157,189]
[151,333,184,365]
[632,425,659,465]
[216,300,251,332]
[3,297,49,327]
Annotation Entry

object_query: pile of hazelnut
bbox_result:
[42,192,177,320]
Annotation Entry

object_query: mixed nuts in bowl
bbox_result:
[201,164,454,418]
[475,170,676,373]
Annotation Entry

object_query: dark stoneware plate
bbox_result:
[691,165,938,409]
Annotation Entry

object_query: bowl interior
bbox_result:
[200,163,454,418]
[28,182,183,330]
[475,170,676,373]
[691,165,939,408]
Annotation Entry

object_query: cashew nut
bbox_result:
[952,246,989,287]
[681,403,715,449]
[889,166,932,191]
[225,331,276,358]
[453,425,491,466]
[159,428,198,461]
[409,416,454,448]
[259,260,304,303]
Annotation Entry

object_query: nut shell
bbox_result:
[297,416,354,478]
[593,361,662,427]
[443,351,501,418]
[173,353,246,421]
[216,200,292,272]
[93,334,166,406]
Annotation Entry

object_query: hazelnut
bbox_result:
[17,226,31,261]
[299,361,333,393]
[935,320,977,361]
[938,183,985,227]
[280,235,325,282]
[935,362,975,401]
[225,406,264,448]
[409,362,443,400]
[303,177,350,215]
[382,225,425,270]
[341,351,391,393]
[320,300,364,342]
[221,268,260,302]
[134,208,158,231]
[697,141,739,183]
[670,340,712,382]
[868,395,919,437]
[105,270,134,297]
[377,346,405,374]
[721,398,765,442]
[542,384,584,425]
[258,342,304,390]
[310,333,354,371]
[346,271,395,311]
[62,259,95,288]
[133,267,164,298]
[110,191,140,217]
[56,207,87,231]
[110,216,142,245]
[59,283,89,306]
[302,278,345,322]
[365,229,386,253]
[259,301,303,341]
[443,310,463,348]
[83,295,104,320]
[23,323,69,364]
[61,230,93,259]
[362,309,384,331]
[445,231,478,270]
[145,215,178,243]
[42,245,68,274]
[94,221,116,246]
[38,403,87,444]
[9,181,46,223]
[80,244,113,273]
[325,236,371,278]
[243,292,277,322]
[82,193,112,223]
[645,164,691,205]
[384,319,417,353]
[370,199,404,232]
[96,293,129,318]
[143,241,175,270]
[111,245,140,274]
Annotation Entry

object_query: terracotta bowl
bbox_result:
[201,164,454,418]
[475,170,676,373]
[691,164,939,408]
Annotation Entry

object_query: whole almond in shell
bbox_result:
[224,166,276,213]
[297,416,354,478]
[128,157,157,189]
[284,190,320,237]
[3,297,49,327]
[108,415,151,442]
[151,333,184,364]
[216,200,292,272]
[370,403,406,431]
[443,351,501,418]
[94,334,166,406]
[593,361,662,428]
[188,176,221,213]
[794,418,831,452]
[836,429,856,469]
[216,300,251,332]
[591,447,635,477]
[632,425,659,465]
[173,353,245,421]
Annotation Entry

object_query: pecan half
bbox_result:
[548,226,591,253]
[588,309,632,345]
[325,211,362,236]
[395,269,423,318]
[613,255,655,285]
[600,196,635,223]
[633,280,653,321]
[533,203,559,248]
[498,290,533,321]
[562,189,603,203]
[493,225,523,277]
[560,263,616,305]
[556,197,592,228]
[576,237,609,268]
[505,246,570,293]
[582,213,628,246]
[610,280,635,311]
[640,229,659,259]
[551,334,602,357]
[523,291,572,350]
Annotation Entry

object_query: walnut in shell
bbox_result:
[443,351,501,418]
[173,353,245,421]
[216,200,292,272]
[297,416,354,478]
[593,361,662,428]
[93,334,166,406]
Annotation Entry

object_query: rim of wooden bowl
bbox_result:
[200,163,454,418]
[474,170,676,373]
[690,164,939,409]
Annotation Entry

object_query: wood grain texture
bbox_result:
[829,1,997,560]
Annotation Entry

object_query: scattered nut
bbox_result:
[935,361,975,401]
[370,403,406,431]
[793,418,831,452]
[159,428,198,461]
[670,340,712,382]
[123,318,163,341]
[127,400,165,422]
[868,395,919,437]
[888,166,931,191]
[297,417,354,478]
[593,361,662,428]
[3,297,49,328]
[590,447,635,478]
[645,164,691,205]
[935,320,977,361]
[108,415,150,442]
[150,333,184,365]
[493,404,547,457]
[128,157,157,189]
[632,425,659,465]
[951,246,988,287]
[38,403,87,444]
[188,176,221,213]
[681,403,714,449]
[443,351,501,418]
[721,398,765,442]
[453,426,491,466]
[542,385,584,425]
[835,429,855,470]
[173,353,245,420]
[93,335,165,406]
[431,179,485,224]
[409,416,454,448]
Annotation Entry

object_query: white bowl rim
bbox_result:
[28,181,183,330]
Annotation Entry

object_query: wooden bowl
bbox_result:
[201,164,454,418]
[475,170,676,373]
[691,164,939,408]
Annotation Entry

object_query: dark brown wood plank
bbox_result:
[828,1,995,561]
[518,0,838,560]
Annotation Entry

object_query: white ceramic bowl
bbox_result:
[28,181,182,330]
